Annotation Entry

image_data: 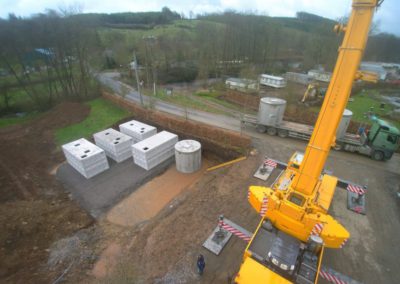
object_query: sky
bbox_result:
[1,0,399,36]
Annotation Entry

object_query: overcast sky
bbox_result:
[1,0,399,35]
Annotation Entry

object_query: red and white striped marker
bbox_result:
[347,184,365,195]
[247,190,251,200]
[259,196,268,217]
[319,269,347,284]
[264,159,278,168]
[311,223,324,236]
[218,220,252,242]
[340,239,348,248]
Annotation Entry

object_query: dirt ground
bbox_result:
[106,161,209,227]
[0,102,93,283]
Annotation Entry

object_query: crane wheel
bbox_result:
[278,129,289,138]
[371,150,384,161]
[267,127,277,136]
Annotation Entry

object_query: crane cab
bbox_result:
[287,152,304,171]
[235,219,324,284]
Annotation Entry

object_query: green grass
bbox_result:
[347,92,400,128]
[147,89,225,114]
[0,88,33,111]
[310,91,400,129]
[0,112,40,128]
[55,98,130,146]
[347,93,391,121]
[195,91,244,112]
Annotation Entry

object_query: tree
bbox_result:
[0,8,101,112]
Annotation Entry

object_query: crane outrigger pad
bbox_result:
[253,157,286,180]
[253,164,274,180]
[202,225,232,255]
[203,216,252,255]
[347,191,366,215]
[337,179,367,214]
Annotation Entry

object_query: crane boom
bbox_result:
[235,1,380,283]
[293,0,377,195]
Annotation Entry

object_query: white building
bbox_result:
[259,74,286,88]
[284,72,313,85]
[307,69,332,83]
[225,78,258,91]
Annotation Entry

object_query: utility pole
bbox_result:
[143,35,158,100]
[133,52,144,106]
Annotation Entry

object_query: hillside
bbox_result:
[93,10,399,85]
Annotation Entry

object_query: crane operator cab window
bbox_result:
[288,193,305,207]
[288,152,304,171]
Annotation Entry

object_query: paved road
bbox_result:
[97,72,242,132]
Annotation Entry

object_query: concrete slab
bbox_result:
[119,120,157,143]
[132,131,178,170]
[62,138,109,178]
[93,128,133,163]
[56,157,174,218]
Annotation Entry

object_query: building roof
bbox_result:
[260,74,285,80]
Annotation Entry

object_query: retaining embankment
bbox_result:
[102,91,252,160]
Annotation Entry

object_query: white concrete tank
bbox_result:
[336,109,353,139]
[175,140,202,173]
[258,97,287,127]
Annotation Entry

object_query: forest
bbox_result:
[0,7,399,114]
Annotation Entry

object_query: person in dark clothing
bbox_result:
[197,254,206,275]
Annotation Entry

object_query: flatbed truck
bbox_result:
[242,98,399,161]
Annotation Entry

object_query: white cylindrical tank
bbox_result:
[175,140,202,173]
[257,97,287,127]
[336,109,353,140]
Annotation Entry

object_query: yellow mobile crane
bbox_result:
[235,0,381,283]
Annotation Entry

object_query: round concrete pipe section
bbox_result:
[258,97,287,127]
[175,140,202,173]
[336,109,353,140]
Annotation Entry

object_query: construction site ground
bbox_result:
[77,131,400,284]
[0,99,399,284]
[56,156,175,218]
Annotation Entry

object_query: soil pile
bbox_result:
[0,102,92,283]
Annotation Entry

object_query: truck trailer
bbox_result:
[242,97,400,161]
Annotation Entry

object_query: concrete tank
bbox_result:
[258,97,287,127]
[336,109,353,139]
[175,140,202,173]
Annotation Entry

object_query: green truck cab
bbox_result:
[365,119,400,161]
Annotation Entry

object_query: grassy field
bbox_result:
[146,89,226,114]
[1,88,37,111]
[55,98,130,146]
[194,91,243,112]
[310,91,400,129]
[346,92,400,128]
